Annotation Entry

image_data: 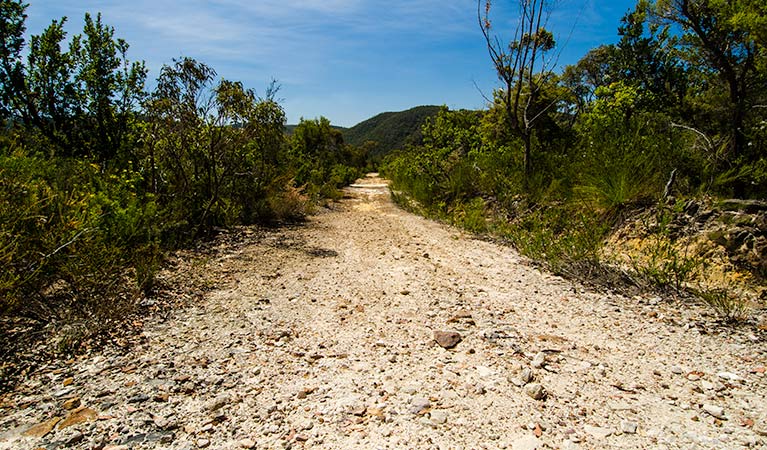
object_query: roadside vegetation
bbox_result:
[383,0,766,321]
[1,0,765,389]
[0,0,367,368]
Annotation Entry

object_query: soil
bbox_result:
[1,173,766,449]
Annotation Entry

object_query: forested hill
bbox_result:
[342,105,441,159]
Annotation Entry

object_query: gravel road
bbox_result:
[1,173,766,449]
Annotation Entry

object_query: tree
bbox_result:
[651,0,763,165]
[0,0,27,121]
[478,0,557,180]
[75,13,147,162]
[613,1,689,114]
[144,57,287,236]
[0,6,146,160]
[561,45,615,117]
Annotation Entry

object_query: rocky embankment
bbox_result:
[1,174,766,449]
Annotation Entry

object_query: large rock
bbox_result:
[58,407,98,429]
[434,330,462,349]
[525,383,547,400]
[22,417,62,438]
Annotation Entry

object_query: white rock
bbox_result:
[509,435,543,450]
[430,409,448,424]
[621,420,638,434]
[524,383,547,400]
[584,425,614,439]
[532,352,546,368]
[239,439,256,449]
[717,371,744,382]
[703,404,727,420]
[477,366,494,378]
[410,397,431,414]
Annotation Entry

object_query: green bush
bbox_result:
[0,149,159,322]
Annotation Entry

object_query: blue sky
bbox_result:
[24,0,638,127]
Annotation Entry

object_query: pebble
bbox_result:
[128,394,150,403]
[476,365,494,378]
[62,397,81,410]
[509,435,543,450]
[410,397,431,414]
[671,366,684,375]
[717,371,744,382]
[434,331,462,349]
[205,394,230,411]
[197,438,211,448]
[621,420,638,434]
[430,409,448,424]
[584,425,614,439]
[531,352,546,368]
[703,404,726,420]
[524,383,547,400]
[509,368,534,387]
[65,431,84,445]
[239,439,256,448]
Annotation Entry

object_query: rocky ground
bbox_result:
[1,174,766,450]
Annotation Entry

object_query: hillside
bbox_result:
[342,105,441,159]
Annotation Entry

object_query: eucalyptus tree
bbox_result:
[478,0,558,181]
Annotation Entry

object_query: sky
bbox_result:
[23,0,638,127]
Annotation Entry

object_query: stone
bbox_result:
[197,438,211,448]
[62,397,81,410]
[531,352,546,368]
[671,366,684,375]
[510,436,543,450]
[584,425,614,439]
[434,331,462,349]
[205,394,230,411]
[239,438,256,448]
[717,371,744,382]
[58,407,98,429]
[430,409,448,424]
[66,431,84,445]
[22,417,62,438]
[127,394,150,403]
[703,404,726,420]
[621,420,638,434]
[510,368,534,387]
[524,383,547,400]
[410,397,431,414]
[476,366,494,378]
[349,404,367,416]
[296,387,315,399]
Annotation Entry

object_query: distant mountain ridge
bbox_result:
[342,105,441,159]
[285,106,441,160]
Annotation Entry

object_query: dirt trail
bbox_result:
[2,173,766,449]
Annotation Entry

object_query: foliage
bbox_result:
[650,0,766,185]
[479,0,559,179]
[0,146,160,320]
[287,116,366,200]
[573,82,687,211]
[693,286,750,322]
[0,5,366,354]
